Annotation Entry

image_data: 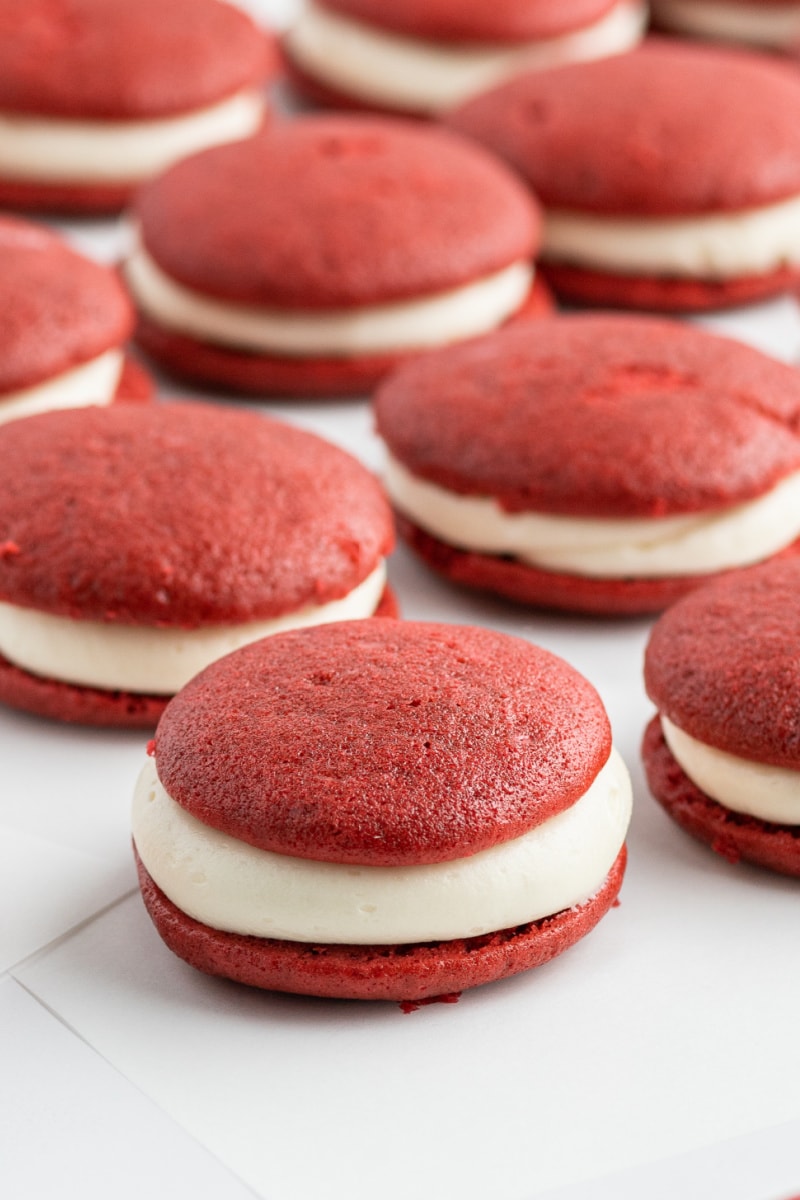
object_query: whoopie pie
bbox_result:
[284,0,645,116]
[0,216,152,424]
[375,315,800,614]
[448,41,800,311]
[644,559,800,878]
[133,620,632,1001]
[0,0,276,214]
[125,115,549,398]
[0,404,394,726]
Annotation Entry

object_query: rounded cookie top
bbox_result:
[0,404,393,625]
[134,116,540,308]
[154,619,612,867]
[375,314,800,518]
[447,40,800,215]
[319,0,618,42]
[645,559,800,769]
[0,216,133,394]
[0,0,274,120]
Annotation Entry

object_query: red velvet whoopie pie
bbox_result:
[125,115,548,398]
[0,0,276,214]
[0,215,152,425]
[132,620,631,1001]
[375,314,800,615]
[644,558,800,878]
[0,403,394,728]
[283,0,646,116]
[447,40,800,311]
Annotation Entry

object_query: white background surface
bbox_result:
[3,2,800,1197]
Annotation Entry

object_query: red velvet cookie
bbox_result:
[0,404,394,727]
[0,215,152,422]
[284,0,644,117]
[374,314,800,615]
[0,0,276,215]
[643,559,800,877]
[133,620,630,999]
[127,116,544,398]
[448,41,800,311]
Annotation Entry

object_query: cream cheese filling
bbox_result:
[0,89,265,184]
[652,0,800,47]
[661,716,800,825]
[0,349,123,425]
[285,1,646,113]
[132,747,631,945]
[543,193,800,280]
[385,454,800,579]
[125,245,533,358]
[0,562,386,695]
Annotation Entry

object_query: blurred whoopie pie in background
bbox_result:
[125,115,549,398]
[644,558,800,878]
[284,0,646,116]
[448,40,800,311]
[0,0,276,214]
[0,215,152,425]
[375,314,800,614]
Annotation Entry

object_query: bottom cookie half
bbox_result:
[397,516,800,617]
[541,260,800,313]
[643,716,800,878]
[133,281,554,399]
[134,844,627,1002]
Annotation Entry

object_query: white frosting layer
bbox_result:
[661,716,800,825]
[384,454,800,579]
[543,194,800,280]
[286,1,646,113]
[125,245,533,357]
[653,0,800,47]
[132,748,631,945]
[0,563,386,695]
[0,349,123,425]
[0,90,264,184]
